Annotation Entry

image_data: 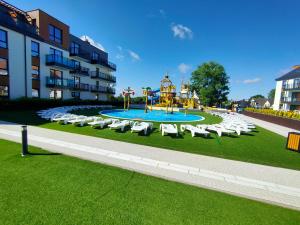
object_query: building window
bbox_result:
[92,52,99,61]
[0,58,8,76]
[0,29,7,48]
[71,42,79,55]
[50,48,63,57]
[50,69,62,79]
[50,90,62,99]
[71,91,80,99]
[0,85,8,96]
[74,61,80,69]
[49,25,62,44]
[32,65,39,79]
[32,89,39,98]
[31,41,39,57]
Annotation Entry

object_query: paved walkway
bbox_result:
[0,120,300,210]
[240,114,299,137]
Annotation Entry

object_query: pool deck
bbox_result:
[0,120,300,211]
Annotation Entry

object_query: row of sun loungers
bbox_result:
[37,106,256,138]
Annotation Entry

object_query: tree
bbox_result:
[268,89,275,99]
[190,61,230,106]
[249,94,265,100]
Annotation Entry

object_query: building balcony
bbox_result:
[282,83,300,91]
[72,83,90,91]
[281,97,300,105]
[46,54,75,70]
[90,71,116,83]
[46,77,89,91]
[70,66,90,76]
[0,12,39,37]
[90,59,117,71]
[90,85,115,94]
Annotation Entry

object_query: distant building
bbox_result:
[250,98,273,109]
[0,0,116,100]
[273,66,300,111]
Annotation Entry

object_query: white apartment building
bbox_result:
[0,0,116,100]
[273,66,300,111]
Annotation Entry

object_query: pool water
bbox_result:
[100,109,204,122]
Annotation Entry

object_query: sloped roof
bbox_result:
[276,67,300,81]
[254,98,268,106]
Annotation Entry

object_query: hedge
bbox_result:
[0,98,124,111]
[244,108,300,121]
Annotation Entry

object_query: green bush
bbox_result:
[0,97,124,111]
[244,108,300,121]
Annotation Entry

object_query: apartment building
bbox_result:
[0,0,116,100]
[273,66,300,111]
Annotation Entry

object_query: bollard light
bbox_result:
[21,125,28,157]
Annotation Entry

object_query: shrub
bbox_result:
[244,108,300,121]
[0,97,124,111]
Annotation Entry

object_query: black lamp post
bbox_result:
[21,125,28,157]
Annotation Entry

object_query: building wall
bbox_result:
[28,10,70,50]
[1,19,115,101]
[0,25,26,99]
[273,80,282,110]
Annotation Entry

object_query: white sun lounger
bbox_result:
[206,125,235,137]
[88,117,116,128]
[131,122,153,135]
[221,124,252,135]
[67,116,89,126]
[160,124,178,136]
[180,124,210,137]
[52,114,77,124]
[108,120,133,132]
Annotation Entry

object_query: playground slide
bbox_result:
[148,88,160,101]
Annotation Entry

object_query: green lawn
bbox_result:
[0,109,300,171]
[1,139,300,225]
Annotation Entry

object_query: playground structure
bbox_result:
[125,74,200,113]
[179,81,200,110]
[142,87,160,113]
[158,75,177,113]
[122,87,135,110]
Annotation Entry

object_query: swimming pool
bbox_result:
[100,109,204,122]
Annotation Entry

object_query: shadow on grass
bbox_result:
[28,152,61,156]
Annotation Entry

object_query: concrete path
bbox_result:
[240,114,299,137]
[0,120,300,211]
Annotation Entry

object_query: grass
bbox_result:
[1,139,300,225]
[0,109,300,171]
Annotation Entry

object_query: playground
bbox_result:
[119,74,201,120]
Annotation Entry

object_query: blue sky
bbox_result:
[10,0,300,99]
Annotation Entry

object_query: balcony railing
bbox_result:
[70,65,90,76]
[90,85,115,94]
[46,55,75,70]
[0,12,39,37]
[282,97,300,104]
[90,59,117,71]
[90,71,116,82]
[73,83,90,91]
[282,83,300,90]
[46,77,89,91]
[107,61,116,71]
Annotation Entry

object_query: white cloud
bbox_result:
[178,63,191,74]
[115,46,124,60]
[242,78,261,84]
[80,35,105,51]
[128,50,140,61]
[171,24,193,39]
